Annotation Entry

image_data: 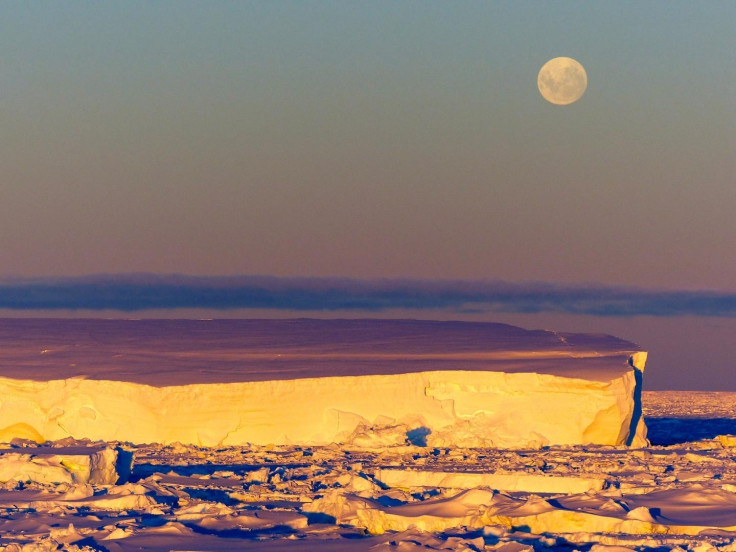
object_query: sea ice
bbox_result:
[0,445,123,486]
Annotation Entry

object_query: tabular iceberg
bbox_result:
[0,319,647,447]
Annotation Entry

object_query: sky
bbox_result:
[0,2,734,390]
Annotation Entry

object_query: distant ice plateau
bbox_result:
[0,319,647,448]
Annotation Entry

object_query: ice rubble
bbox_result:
[375,468,607,493]
[306,484,736,537]
[0,319,647,447]
[0,412,736,550]
[0,445,123,485]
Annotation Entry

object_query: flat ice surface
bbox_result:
[0,318,641,385]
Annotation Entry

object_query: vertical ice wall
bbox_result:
[0,361,646,447]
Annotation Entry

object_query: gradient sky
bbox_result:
[1,2,734,389]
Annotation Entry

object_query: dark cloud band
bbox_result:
[0,274,735,317]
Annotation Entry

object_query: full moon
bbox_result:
[537,57,587,105]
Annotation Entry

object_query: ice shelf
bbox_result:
[0,319,648,447]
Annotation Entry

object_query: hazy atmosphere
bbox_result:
[1,2,734,390]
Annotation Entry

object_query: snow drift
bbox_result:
[0,319,647,447]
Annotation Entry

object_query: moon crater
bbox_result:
[538,57,587,105]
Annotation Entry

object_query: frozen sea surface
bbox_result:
[644,391,736,446]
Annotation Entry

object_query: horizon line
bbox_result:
[0,273,734,318]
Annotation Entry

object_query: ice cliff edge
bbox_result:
[0,319,648,448]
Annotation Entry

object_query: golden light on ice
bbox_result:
[537,57,587,105]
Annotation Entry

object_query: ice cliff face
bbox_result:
[0,365,647,448]
[0,319,647,448]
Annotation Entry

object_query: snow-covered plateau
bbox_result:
[0,319,647,448]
